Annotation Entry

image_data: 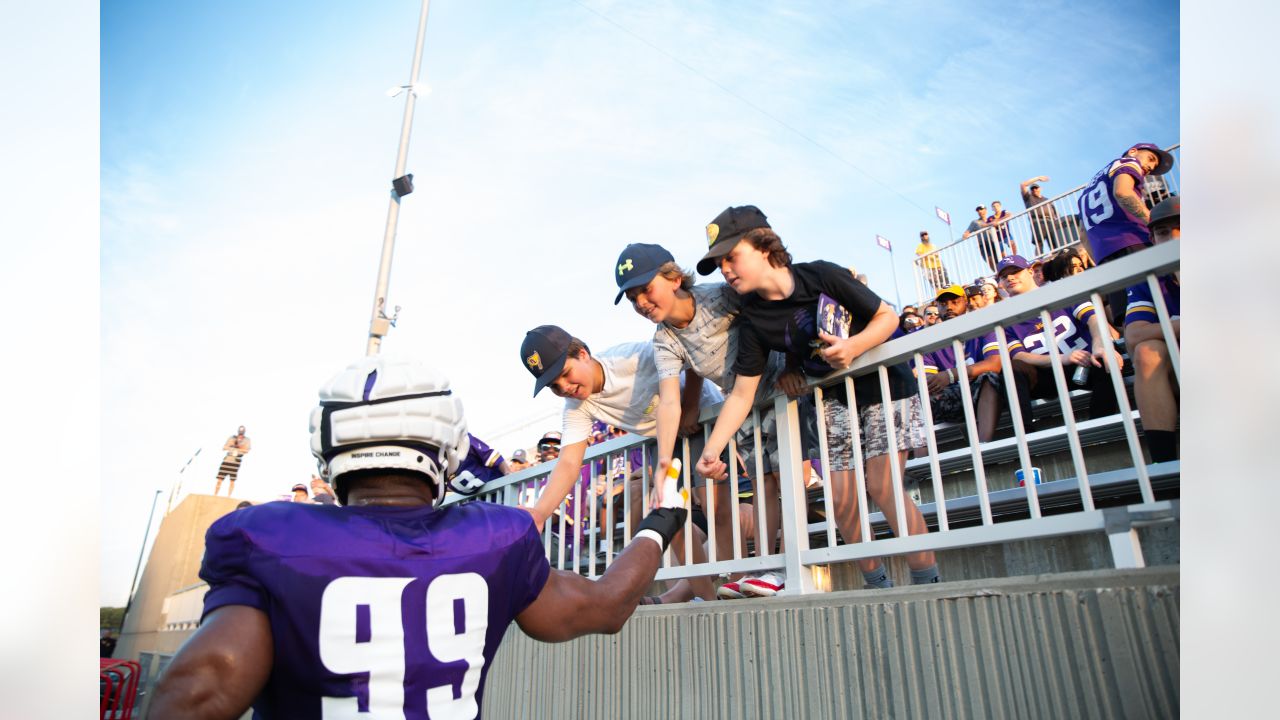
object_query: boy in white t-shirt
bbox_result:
[520,324,723,600]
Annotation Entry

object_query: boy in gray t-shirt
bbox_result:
[614,242,794,599]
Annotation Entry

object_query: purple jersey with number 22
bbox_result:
[200,500,549,719]
[1078,156,1150,262]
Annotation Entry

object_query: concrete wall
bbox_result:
[482,567,1178,720]
[115,493,242,661]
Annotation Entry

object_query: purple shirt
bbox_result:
[915,332,1001,375]
[1124,276,1180,327]
[1009,302,1099,357]
[457,434,506,483]
[1078,157,1150,261]
[200,501,549,719]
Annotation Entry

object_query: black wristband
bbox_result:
[635,507,688,551]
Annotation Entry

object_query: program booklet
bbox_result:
[817,293,851,339]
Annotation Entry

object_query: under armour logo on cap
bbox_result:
[612,243,675,305]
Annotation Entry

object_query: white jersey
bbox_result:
[562,342,722,445]
[653,283,784,398]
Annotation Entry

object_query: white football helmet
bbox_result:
[309,356,467,505]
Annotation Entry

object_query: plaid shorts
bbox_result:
[821,395,926,469]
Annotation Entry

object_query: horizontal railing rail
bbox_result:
[450,240,1180,594]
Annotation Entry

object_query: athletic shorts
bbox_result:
[821,395,925,469]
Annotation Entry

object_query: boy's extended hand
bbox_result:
[817,331,860,370]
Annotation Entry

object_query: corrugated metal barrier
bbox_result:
[482,568,1177,719]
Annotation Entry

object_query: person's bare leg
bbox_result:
[826,468,885,574]
[227,480,235,497]
[214,476,223,496]
[1133,339,1178,431]
[976,382,1000,442]
[709,480,736,565]
[863,452,934,570]
[761,472,781,556]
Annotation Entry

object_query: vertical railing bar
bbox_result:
[586,458,596,576]
[682,436,693,569]
[729,435,742,561]
[993,324,1041,519]
[1038,309,1094,511]
[954,338,993,526]
[846,376,871,546]
[752,408,769,557]
[702,424,716,565]
[572,474,583,574]
[814,384,837,550]
[605,451,615,568]
[877,366,909,536]
[1146,273,1181,384]
[913,351,948,532]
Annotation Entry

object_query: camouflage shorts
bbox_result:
[930,372,1002,424]
[821,395,926,469]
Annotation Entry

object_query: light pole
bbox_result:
[366,0,433,355]
[121,489,162,633]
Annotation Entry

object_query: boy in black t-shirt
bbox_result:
[693,206,940,588]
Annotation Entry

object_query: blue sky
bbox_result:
[99,0,1178,604]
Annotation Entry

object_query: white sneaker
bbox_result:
[740,571,785,597]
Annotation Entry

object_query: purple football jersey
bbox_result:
[1078,157,1150,261]
[456,434,507,483]
[916,332,1001,375]
[1124,276,1180,327]
[200,501,549,719]
[1009,302,1099,357]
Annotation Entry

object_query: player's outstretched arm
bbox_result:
[146,605,273,720]
[516,507,686,642]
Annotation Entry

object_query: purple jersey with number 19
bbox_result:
[200,500,549,719]
[1078,156,1150,262]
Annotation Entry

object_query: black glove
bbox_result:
[635,507,688,551]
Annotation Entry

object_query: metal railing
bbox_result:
[449,240,1180,594]
[913,144,1180,302]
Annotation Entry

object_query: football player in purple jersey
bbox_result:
[996,255,1125,424]
[1123,196,1180,463]
[147,357,687,720]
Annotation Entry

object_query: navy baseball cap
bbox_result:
[520,324,572,396]
[1129,143,1175,175]
[996,254,1031,275]
[614,243,675,304]
[697,205,771,276]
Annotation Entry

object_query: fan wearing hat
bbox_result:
[961,204,1002,273]
[1019,175,1062,255]
[519,324,724,601]
[1077,142,1175,266]
[692,205,942,589]
[911,285,1007,442]
[614,239,795,598]
[289,483,309,503]
[1122,195,1180,463]
[997,254,1124,424]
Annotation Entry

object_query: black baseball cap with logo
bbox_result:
[696,205,771,276]
[614,243,675,304]
[520,324,572,396]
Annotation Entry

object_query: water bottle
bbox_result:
[1072,365,1090,386]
